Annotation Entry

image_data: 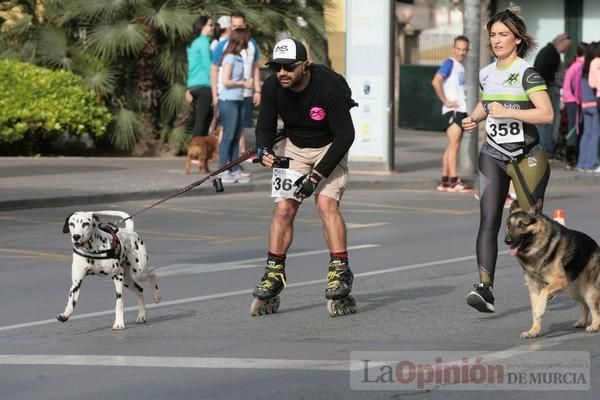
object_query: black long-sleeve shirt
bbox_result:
[255,64,355,177]
[533,43,560,86]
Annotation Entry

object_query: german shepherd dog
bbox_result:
[505,199,600,338]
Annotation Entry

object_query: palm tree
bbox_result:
[1,0,330,155]
[76,0,329,156]
[189,0,329,63]
[63,0,197,155]
[0,0,60,62]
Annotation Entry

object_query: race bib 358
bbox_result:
[486,116,524,144]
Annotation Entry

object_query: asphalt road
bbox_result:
[1,185,599,399]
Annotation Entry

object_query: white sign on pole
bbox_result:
[346,0,393,167]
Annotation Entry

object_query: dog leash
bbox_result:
[510,158,537,208]
[120,148,257,223]
[120,134,287,224]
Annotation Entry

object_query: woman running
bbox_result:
[462,6,553,313]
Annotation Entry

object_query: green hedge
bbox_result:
[0,60,112,144]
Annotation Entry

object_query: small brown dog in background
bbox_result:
[184,129,219,174]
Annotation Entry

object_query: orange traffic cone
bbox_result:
[553,209,566,226]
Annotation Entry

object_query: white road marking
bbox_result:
[0,328,591,372]
[345,222,389,229]
[0,248,591,373]
[156,244,381,277]
[0,354,351,371]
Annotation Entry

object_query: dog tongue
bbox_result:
[508,245,518,256]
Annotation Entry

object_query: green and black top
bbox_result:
[479,57,547,161]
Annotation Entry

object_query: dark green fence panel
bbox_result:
[398,64,445,131]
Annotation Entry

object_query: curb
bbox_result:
[0,182,268,211]
[0,173,597,212]
[0,179,440,211]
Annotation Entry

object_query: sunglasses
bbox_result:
[270,61,303,73]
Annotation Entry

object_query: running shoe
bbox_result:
[466,283,495,313]
[446,178,473,193]
[219,171,237,184]
[231,169,250,184]
[436,182,449,192]
[237,166,253,177]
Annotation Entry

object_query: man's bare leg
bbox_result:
[445,122,463,178]
[269,199,300,254]
[251,199,300,316]
[315,195,356,316]
[314,195,346,252]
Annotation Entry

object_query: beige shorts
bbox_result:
[273,138,349,203]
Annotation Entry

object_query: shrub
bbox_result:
[0,60,112,148]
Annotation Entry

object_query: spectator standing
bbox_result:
[533,32,572,156]
[432,35,472,192]
[589,41,600,112]
[576,42,600,173]
[211,11,261,169]
[185,16,215,138]
[561,42,587,169]
[210,15,230,53]
[216,29,253,184]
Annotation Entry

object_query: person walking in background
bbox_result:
[533,32,572,156]
[562,42,587,170]
[461,6,553,313]
[216,29,253,184]
[576,42,600,173]
[432,35,472,192]
[185,16,215,138]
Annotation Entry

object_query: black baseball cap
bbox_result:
[266,38,308,65]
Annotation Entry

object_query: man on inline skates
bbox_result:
[252,38,357,317]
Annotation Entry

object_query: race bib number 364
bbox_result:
[271,168,304,199]
[486,116,524,144]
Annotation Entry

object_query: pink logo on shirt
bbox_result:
[309,107,326,121]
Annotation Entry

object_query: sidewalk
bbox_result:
[0,128,598,211]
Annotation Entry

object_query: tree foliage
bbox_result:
[0,0,329,155]
[0,59,111,147]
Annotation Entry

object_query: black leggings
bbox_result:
[476,151,550,285]
[190,86,213,137]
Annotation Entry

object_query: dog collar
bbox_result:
[73,231,121,260]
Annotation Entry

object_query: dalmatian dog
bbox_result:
[60,211,161,330]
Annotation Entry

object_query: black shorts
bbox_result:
[443,111,467,130]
